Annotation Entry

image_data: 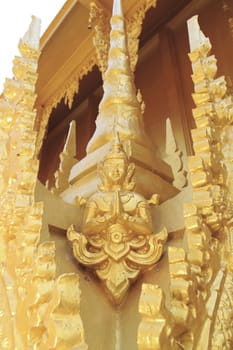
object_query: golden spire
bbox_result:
[62,0,178,204]
[86,0,151,153]
[104,131,127,161]
[112,0,123,15]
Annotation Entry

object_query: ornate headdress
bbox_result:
[99,132,135,191]
[104,132,128,162]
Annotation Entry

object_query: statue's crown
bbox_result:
[104,132,128,161]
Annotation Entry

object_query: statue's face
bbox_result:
[104,158,126,185]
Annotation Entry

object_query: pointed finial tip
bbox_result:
[187,15,209,52]
[112,0,123,17]
[113,128,120,142]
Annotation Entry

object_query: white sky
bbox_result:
[0,0,66,92]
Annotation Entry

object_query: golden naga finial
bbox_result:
[86,0,151,153]
[67,134,167,304]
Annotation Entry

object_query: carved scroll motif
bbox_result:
[50,273,88,350]
[137,284,174,350]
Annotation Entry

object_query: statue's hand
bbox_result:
[106,211,119,223]
[120,213,135,223]
[96,212,117,225]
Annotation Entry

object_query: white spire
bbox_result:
[21,15,41,50]
[187,15,210,52]
[86,0,151,154]
[166,118,177,155]
[112,0,123,17]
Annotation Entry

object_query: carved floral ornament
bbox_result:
[67,134,167,304]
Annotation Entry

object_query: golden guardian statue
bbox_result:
[67,134,167,304]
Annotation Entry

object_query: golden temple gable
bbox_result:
[1,0,233,349]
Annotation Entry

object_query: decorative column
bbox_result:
[138,15,233,349]
[0,16,87,350]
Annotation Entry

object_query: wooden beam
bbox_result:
[40,0,79,49]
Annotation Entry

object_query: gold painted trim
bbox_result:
[40,0,79,49]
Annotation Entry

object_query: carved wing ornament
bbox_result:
[67,227,108,266]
